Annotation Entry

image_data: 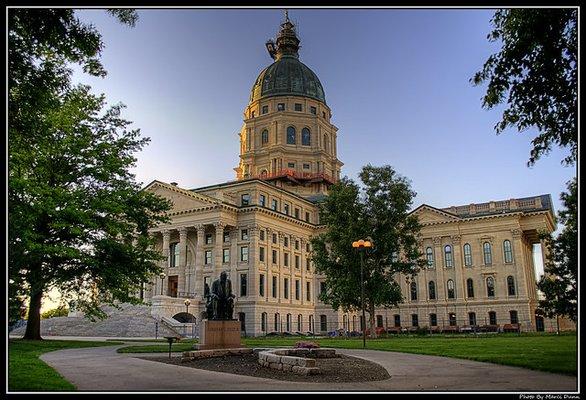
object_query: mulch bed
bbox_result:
[139,353,390,383]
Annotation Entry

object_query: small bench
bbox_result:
[502,323,520,332]
[441,325,460,333]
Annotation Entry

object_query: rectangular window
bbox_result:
[310,106,317,115]
[303,163,310,170]
[284,278,289,299]
[241,194,250,206]
[294,103,302,111]
[223,248,230,263]
[287,162,295,168]
[205,234,213,245]
[272,233,277,244]
[241,229,249,241]
[259,274,265,297]
[259,247,265,262]
[284,204,290,215]
[320,281,327,295]
[411,314,419,327]
[240,274,247,296]
[271,199,278,211]
[306,281,311,301]
[259,194,266,207]
[277,103,285,111]
[260,230,265,241]
[205,250,212,264]
[306,259,310,271]
[429,313,437,327]
[295,280,300,300]
[251,111,255,118]
[295,255,300,269]
[394,314,401,327]
[272,276,278,298]
[284,237,289,247]
[262,105,268,114]
[305,212,310,222]
[306,243,311,252]
[295,240,300,250]
[294,208,300,219]
[272,249,278,264]
[240,246,249,262]
[284,253,289,267]
[223,232,230,243]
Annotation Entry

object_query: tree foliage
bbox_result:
[536,178,577,323]
[472,9,577,166]
[8,9,171,340]
[311,165,426,336]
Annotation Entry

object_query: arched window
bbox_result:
[503,240,513,263]
[483,242,492,265]
[169,242,180,267]
[426,247,434,268]
[468,312,477,326]
[342,314,347,330]
[297,314,302,332]
[261,312,267,332]
[428,281,436,300]
[466,278,475,298]
[320,315,328,331]
[302,128,311,146]
[488,311,497,325]
[447,279,455,299]
[352,315,357,331]
[323,134,329,152]
[486,276,495,297]
[274,313,280,332]
[444,245,453,268]
[463,243,472,266]
[287,126,296,144]
[507,276,516,296]
[309,315,315,332]
[286,313,292,332]
[410,281,417,301]
[261,129,269,145]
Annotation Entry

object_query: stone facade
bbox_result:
[142,15,571,336]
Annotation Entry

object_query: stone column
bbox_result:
[300,238,306,305]
[230,228,238,286]
[266,228,273,302]
[511,229,528,299]
[178,227,188,295]
[161,230,170,296]
[433,237,446,300]
[214,222,225,278]
[195,225,205,301]
[248,225,259,298]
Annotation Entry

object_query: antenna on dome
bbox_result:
[284,9,289,22]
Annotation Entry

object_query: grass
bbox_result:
[117,332,577,375]
[8,339,122,391]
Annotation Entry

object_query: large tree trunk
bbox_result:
[23,287,43,340]
[369,302,376,339]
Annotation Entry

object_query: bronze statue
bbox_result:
[203,282,214,320]
[208,271,235,320]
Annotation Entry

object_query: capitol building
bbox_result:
[143,15,561,336]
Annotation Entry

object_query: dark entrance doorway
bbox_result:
[168,275,178,298]
[535,315,545,332]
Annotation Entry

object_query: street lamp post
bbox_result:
[352,239,372,349]
[184,299,191,315]
[159,272,166,296]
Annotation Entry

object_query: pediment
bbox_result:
[144,180,219,213]
[411,205,460,224]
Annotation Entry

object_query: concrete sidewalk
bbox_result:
[35,343,577,392]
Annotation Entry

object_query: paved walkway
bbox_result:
[38,342,577,392]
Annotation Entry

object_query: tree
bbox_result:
[9,9,171,340]
[472,9,577,166]
[311,165,426,338]
[536,177,577,323]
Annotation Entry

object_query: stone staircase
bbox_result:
[10,303,178,338]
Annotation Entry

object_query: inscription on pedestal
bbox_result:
[197,319,242,350]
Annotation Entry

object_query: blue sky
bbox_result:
[73,7,575,217]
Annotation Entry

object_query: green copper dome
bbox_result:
[250,56,326,104]
[249,15,326,105]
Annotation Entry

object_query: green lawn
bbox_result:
[8,339,122,391]
[117,333,577,375]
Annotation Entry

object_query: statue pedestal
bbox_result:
[196,319,242,350]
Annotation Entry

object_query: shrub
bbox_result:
[41,306,69,319]
[294,340,320,349]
